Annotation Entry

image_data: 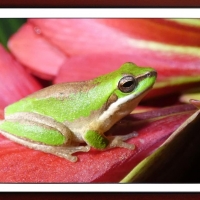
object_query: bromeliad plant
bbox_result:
[0,19,200,182]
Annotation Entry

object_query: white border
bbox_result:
[0,8,199,18]
[0,184,199,192]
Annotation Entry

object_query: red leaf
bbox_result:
[55,54,138,83]
[8,19,200,81]
[8,23,67,80]
[121,105,200,182]
[0,109,4,119]
[29,19,132,56]
[0,44,41,109]
[55,53,200,84]
[97,19,200,47]
[29,19,200,57]
[0,104,195,182]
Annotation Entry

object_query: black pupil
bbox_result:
[123,80,133,88]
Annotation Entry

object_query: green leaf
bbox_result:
[0,19,26,49]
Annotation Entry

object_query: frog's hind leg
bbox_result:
[4,112,73,140]
[0,112,90,162]
[0,128,90,162]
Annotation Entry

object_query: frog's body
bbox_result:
[0,63,157,162]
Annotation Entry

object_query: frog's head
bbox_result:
[113,62,157,99]
[97,62,157,125]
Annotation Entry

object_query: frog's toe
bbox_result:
[107,136,135,150]
[118,142,135,150]
[76,145,90,152]
[53,145,90,161]
[119,131,138,141]
[56,152,78,162]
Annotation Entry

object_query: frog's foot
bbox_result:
[107,131,137,150]
[33,145,91,162]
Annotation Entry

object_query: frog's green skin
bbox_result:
[0,63,157,162]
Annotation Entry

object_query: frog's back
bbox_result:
[5,80,114,123]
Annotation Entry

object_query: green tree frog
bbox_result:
[0,63,157,162]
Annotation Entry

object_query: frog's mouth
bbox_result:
[136,70,157,84]
[134,70,157,97]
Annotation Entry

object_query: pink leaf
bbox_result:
[0,44,41,109]
[8,19,200,80]
[8,23,67,80]
[97,19,200,46]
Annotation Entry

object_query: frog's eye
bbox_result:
[118,75,136,93]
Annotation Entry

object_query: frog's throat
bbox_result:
[99,93,136,122]
[99,88,150,124]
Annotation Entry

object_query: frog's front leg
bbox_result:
[84,129,136,151]
[0,112,90,162]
